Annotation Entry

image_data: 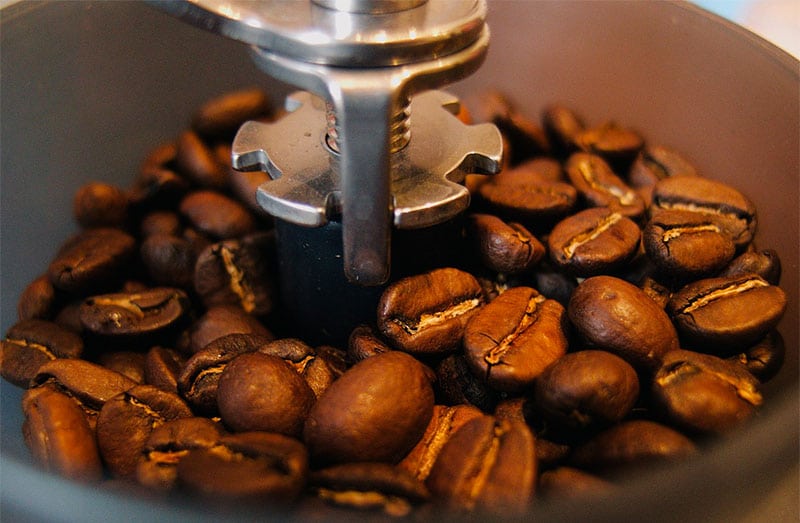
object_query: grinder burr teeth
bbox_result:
[153,0,503,285]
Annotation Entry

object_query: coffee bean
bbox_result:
[347,324,392,365]
[304,351,434,465]
[140,210,182,238]
[570,420,697,473]
[426,415,536,515]
[179,190,256,239]
[217,352,316,436]
[531,264,578,308]
[129,165,190,210]
[378,268,484,355]
[651,175,757,248]
[191,88,271,140]
[667,274,786,352]
[644,210,736,280]
[175,131,228,189]
[79,287,190,338]
[194,232,275,315]
[566,152,645,219]
[140,234,197,289]
[639,275,672,309]
[534,350,639,431]
[720,248,781,285]
[467,213,545,274]
[568,276,679,371]
[576,122,644,171]
[542,104,585,158]
[629,145,698,204]
[48,228,136,294]
[548,207,641,276]
[17,274,58,321]
[96,384,193,478]
[136,417,223,491]
[97,350,146,384]
[398,404,484,482]
[188,305,273,353]
[538,467,613,499]
[22,386,103,482]
[464,286,568,393]
[259,338,337,398]
[144,346,186,394]
[728,330,785,383]
[176,431,308,503]
[73,182,129,229]
[434,354,501,412]
[178,333,275,415]
[1,319,83,387]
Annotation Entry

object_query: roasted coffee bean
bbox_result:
[426,415,536,515]
[96,384,193,478]
[73,182,129,229]
[575,122,644,171]
[140,210,182,238]
[720,248,781,285]
[310,462,430,517]
[729,330,785,382]
[653,349,762,434]
[566,152,645,219]
[17,274,58,321]
[141,141,178,172]
[464,286,568,393]
[130,165,190,210]
[542,104,585,157]
[347,324,392,364]
[570,420,697,473]
[644,210,736,280]
[48,228,136,294]
[629,145,698,204]
[188,305,273,353]
[534,350,639,430]
[191,88,271,140]
[639,276,672,309]
[1,319,83,387]
[179,190,255,239]
[398,404,484,482]
[667,274,786,352]
[568,276,679,371]
[176,431,308,503]
[194,232,275,315]
[548,207,641,276]
[434,354,501,412]
[79,287,190,338]
[467,214,545,274]
[97,351,146,384]
[217,352,316,436]
[140,234,197,289]
[515,156,565,182]
[178,333,275,415]
[477,166,578,224]
[304,351,434,465]
[377,268,484,355]
[259,338,337,398]
[31,359,137,429]
[136,417,223,491]
[532,265,578,308]
[650,175,757,248]
[538,467,613,499]
[144,346,186,394]
[22,386,103,482]
[175,130,227,189]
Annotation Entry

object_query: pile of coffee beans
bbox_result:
[1,88,789,518]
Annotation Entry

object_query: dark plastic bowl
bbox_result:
[2,1,797,521]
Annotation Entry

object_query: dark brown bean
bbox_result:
[73,182,129,229]
[179,190,256,239]
[304,351,434,465]
[217,352,316,437]
[259,338,338,398]
[96,384,193,478]
[1,319,83,388]
[176,431,308,503]
[310,462,430,517]
[629,145,698,204]
[568,276,680,371]
[175,130,227,189]
[426,415,536,515]
[347,324,392,365]
[720,248,781,285]
[140,210,182,238]
[191,88,271,140]
[48,228,136,294]
[467,213,545,274]
[653,349,762,434]
[144,346,186,394]
[566,152,645,219]
[728,330,785,382]
[136,417,223,491]
[548,207,641,276]
[538,467,613,499]
[79,287,190,338]
[188,305,273,354]
[477,166,577,224]
[534,350,639,430]
[377,268,484,355]
[575,122,644,171]
[140,234,197,289]
[667,274,786,352]
[464,286,568,393]
[22,386,103,482]
[434,354,501,412]
[17,274,57,321]
[542,104,585,157]
[97,351,146,384]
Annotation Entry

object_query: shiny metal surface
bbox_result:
[155,0,494,284]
